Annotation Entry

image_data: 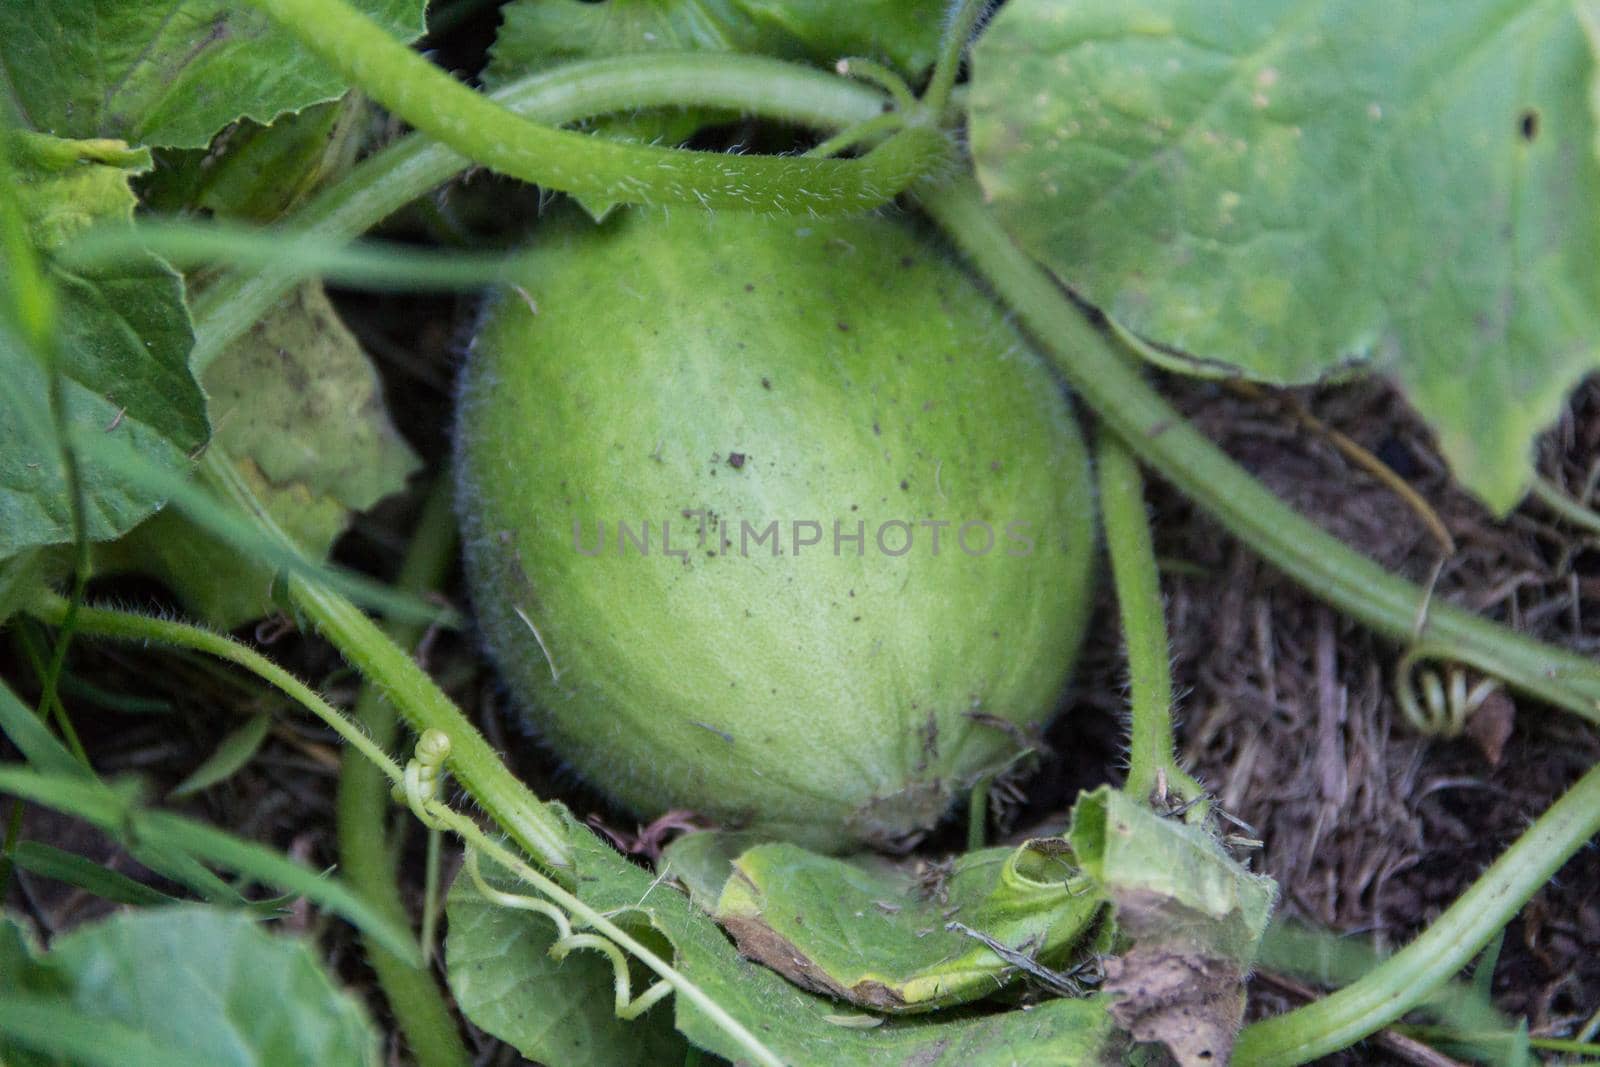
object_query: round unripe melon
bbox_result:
[455,209,1095,852]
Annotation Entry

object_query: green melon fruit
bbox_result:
[455,209,1095,852]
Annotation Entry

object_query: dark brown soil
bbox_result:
[1035,373,1600,1063]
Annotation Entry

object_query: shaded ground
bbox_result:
[1038,373,1600,1061]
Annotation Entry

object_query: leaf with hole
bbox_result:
[713,838,1103,1012]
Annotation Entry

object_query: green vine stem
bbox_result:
[1096,427,1203,807]
[243,0,943,218]
[189,53,889,372]
[22,586,776,1063]
[200,451,573,872]
[917,177,1600,723]
[334,480,471,1067]
[26,590,402,781]
[924,0,989,119]
[1232,755,1600,1064]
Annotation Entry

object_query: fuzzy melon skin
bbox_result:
[456,210,1095,852]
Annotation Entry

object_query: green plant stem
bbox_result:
[241,0,942,217]
[925,0,989,118]
[1232,755,1600,1064]
[917,177,1600,723]
[335,480,470,1067]
[26,591,401,782]
[14,623,89,766]
[0,128,56,346]
[189,53,889,372]
[1096,427,1201,806]
[200,452,573,872]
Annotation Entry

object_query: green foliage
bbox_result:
[142,96,369,222]
[0,669,420,964]
[10,842,179,907]
[447,816,1130,1066]
[488,0,946,88]
[969,0,1600,512]
[101,281,419,627]
[0,909,379,1067]
[0,0,423,149]
[446,853,689,1066]
[1,131,206,558]
[166,712,274,798]
[2,4,1595,1065]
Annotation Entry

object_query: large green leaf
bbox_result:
[447,816,1130,1066]
[142,95,368,223]
[100,281,419,627]
[0,909,378,1067]
[0,1,424,149]
[970,0,1600,512]
[0,132,207,558]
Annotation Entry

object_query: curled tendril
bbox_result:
[1394,647,1502,737]
[465,850,672,1021]
[394,727,453,829]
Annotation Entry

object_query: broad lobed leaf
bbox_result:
[970,0,1600,512]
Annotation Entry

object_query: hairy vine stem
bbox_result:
[334,479,471,1067]
[1096,427,1203,807]
[189,53,888,371]
[26,590,402,782]
[198,451,574,872]
[243,0,943,217]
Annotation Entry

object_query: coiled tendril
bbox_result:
[1394,647,1502,737]
[394,727,453,829]
[464,850,673,1020]
[393,730,673,1021]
